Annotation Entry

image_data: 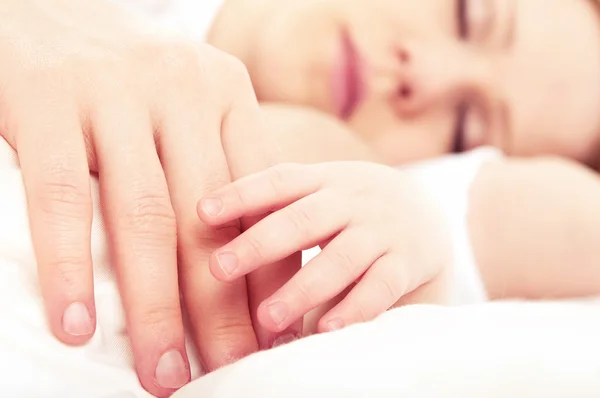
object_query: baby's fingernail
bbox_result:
[155,350,189,389]
[62,302,94,336]
[267,301,289,326]
[271,333,298,348]
[201,197,223,217]
[216,251,238,276]
[326,318,345,332]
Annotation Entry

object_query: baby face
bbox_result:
[210,0,600,165]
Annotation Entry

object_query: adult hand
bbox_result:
[219,110,305,350]
[0,0,292,396]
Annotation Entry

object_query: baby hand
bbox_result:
[198,162,451,333]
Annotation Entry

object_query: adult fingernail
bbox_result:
[216,251,238,276]
[155,350,189,389]
[62,302,94,336]
[267,301,289,326]
[271,333,298,348]
[326,318,345,332]
[201,197,223,217]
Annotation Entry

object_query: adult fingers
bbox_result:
[157,89,257,372]
[93,97,188,397]
[222,95,303,349]
[210,191,347,281]
[317,252,410,332]
[256,228,384,332]
[198,161,321,347]
[15,97,95,345]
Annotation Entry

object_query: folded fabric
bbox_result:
[174,299,600,398]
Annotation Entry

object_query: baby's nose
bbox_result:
[392,44,426,116]
[392,41,476,118]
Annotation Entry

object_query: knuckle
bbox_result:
[263,163,311,199]
[137,303,181,328]
[210,315,255,342]
[36,168,89,217]
[243,233,268,262]
[8,50,72,88]
[156,42,202,78]
[374,275,399,305]
[212,53,256,108]
[123,193,176,238]
[202,316,257,364]
[265,165,288,196]
[38,180,89,214]
[231,185,248,210]
[326,250,356,281]
[265,163,301,191]
[216,52,252,89]
[134,41,206,92]
[226,181,252,213]
[352,300,371,322]
[70,54,129,97]
[283,204,313,238]
[290,278,316,309]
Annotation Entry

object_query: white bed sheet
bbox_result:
[2,136,600,398]
[175,299,600,398]
[1,2,599,396]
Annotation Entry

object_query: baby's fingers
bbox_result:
[256,229,384,332]
[197,163,320,225]
[209,190,346,281]
[317,253,411,332]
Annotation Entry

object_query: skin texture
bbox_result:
[234,106,456,335]
[470,156,600,300]
[209,0,600,166]
[198,160,451,334]
[1,1,597,395]
[251,105,600,310]
[0,1,298,396]
[203,0,600,340]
